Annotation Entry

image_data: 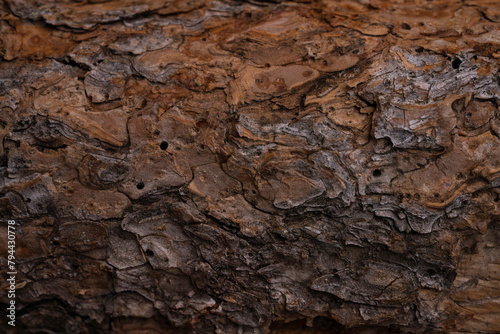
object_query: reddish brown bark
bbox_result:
[1,0,500,333]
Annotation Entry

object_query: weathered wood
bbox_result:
[0,0,499,333]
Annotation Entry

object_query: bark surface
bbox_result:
[1,0,500,333]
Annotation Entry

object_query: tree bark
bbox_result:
[1,0,500,333]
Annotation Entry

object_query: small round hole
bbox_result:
[452,58,462,69]
[372,169,382,177]
[137,182,145,190]
[145,249,154,257]
[160,141,169,150]
[401,23,411,30]
[427,269,436,276]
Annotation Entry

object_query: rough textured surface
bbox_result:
[0,0,500,333]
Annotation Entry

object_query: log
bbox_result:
[0,0,499,333]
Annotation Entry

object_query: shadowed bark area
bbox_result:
[0,0,499,333]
